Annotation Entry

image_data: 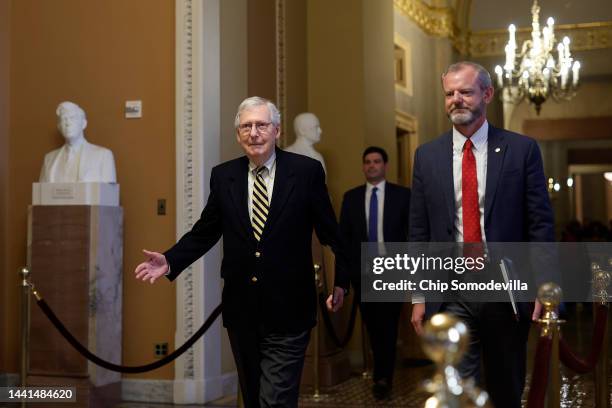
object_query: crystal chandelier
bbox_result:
[494,0,580,115]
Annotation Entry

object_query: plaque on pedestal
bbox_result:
[27,205,123,407]
[32,182,120,206]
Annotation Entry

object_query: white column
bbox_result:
[174,0,224,403]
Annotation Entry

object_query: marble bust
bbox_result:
[39,101,117,183]
[285,112,326,174]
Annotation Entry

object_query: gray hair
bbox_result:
[442,61,492,90]
[56,101,86,120]
[234,96,281,128]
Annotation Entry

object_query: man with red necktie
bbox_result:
[409,62,554,408]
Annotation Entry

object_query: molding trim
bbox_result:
[176,0,197,380]
[393,0,455,38]
[275,0,287,146]
[395,109,418,133]
[469,21,612,57]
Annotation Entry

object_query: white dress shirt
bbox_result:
[365,180,385,243]
[413,123,489,304]
[248,152,276,221]
[452,121,488,242]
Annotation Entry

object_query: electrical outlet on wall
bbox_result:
[154,342,168,358]
[157,199,166,215]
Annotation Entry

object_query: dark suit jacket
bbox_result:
[340,182,411,289]
[408,125,554,317]
[164,148,349,331]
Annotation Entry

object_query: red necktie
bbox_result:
[462,139,482,243]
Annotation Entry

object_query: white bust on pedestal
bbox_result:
[285,112,326,175]
[39,101,116,183]
[34,101,119,206]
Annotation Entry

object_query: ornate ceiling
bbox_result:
[395,0,612,62]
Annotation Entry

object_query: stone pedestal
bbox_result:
[26,205,123,407]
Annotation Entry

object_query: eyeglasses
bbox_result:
[237,122,273,134]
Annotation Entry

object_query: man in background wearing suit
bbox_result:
[409,62,554,408]
[339,146,411,400]
[134,97,349,408]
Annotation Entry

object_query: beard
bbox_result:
[448,103,485,125]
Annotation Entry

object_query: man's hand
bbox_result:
[135,249,169,284]
[411,303,426,336]
[532,298,543,321]
[326,286,345,312]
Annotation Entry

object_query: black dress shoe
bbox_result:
[372,379,391,400]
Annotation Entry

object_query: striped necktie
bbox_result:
[251,167,269,241]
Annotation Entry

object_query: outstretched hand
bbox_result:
[134,249,169,284]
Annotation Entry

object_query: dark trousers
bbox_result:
[359,301,403,383]
[441,302,531,408]
[227,326,310,408]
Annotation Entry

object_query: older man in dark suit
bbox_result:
[135,96,349,408]
[409,62,554,408]
[339,146,411,400]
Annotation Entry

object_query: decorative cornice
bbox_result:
[468,21,612,57]
[275,0,287,146]
[394,0,455,38]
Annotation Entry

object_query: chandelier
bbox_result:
[493,0,580,115]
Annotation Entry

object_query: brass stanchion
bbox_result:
[360,312,371,379]
[20,267,31,388]
[593,262,611,408]
[311,263,326,401]
[537,282,564,408]
[236,386,244,408]
[421,313,490,407]
[19,267,31,408]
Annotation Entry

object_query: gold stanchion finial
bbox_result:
[537,282,563,324]
[593,269,611,305]
[313,263,322,288]
[536,283,563,407]
[20,267,30,287]
[422,313,468,366]
[421,313,490,407]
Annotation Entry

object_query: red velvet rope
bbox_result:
[527,335,553,408]
[559,305,609,374]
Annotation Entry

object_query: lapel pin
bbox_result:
[495,147,501,153]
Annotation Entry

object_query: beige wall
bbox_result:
[0,0,10,371]
[363,0,397,181]
[247,0,276,101]
[308,0,398,209]
[2,0,176,380]
[393,10,453,147]
[283,0,308,145]
[307,0,399,364]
